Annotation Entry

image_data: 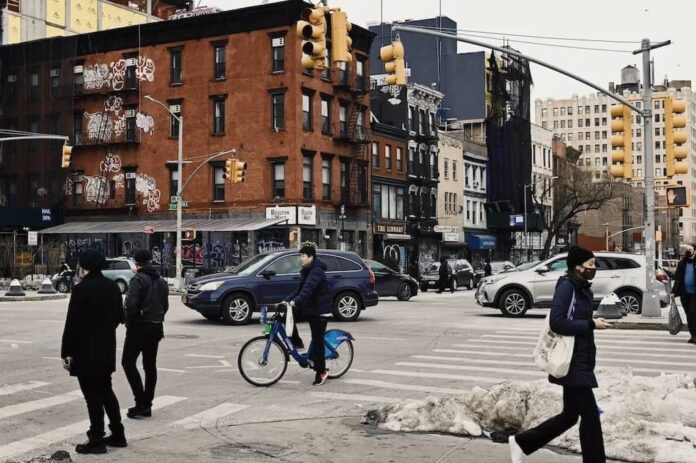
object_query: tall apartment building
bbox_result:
[535,68,696,245]
[0,0,190,45]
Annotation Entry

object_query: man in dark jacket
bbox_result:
[284,242,332,386]
[483,259,492,277]
[437,256,453,293]
[122,249,169,418]
[670,245,696,343]
[61,249,126,454]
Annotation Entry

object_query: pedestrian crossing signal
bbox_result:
[182,229,196,240]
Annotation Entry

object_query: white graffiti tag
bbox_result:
[112,174,124,190]
[63,177,74,196]
[104,96,123,113]
[84,112,113,141]
[135,56,156,82]
[82,56,155,92]
[83,175,109,205]
[135,113,155,135]
[133,174,161,213]
[83,63,111,90]
[99,152,122,173]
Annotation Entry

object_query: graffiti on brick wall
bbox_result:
[99,152,122,173]
[151,246,162,265]
[181,244,204,264]
[84,95,155,143]
[122,239,143,257]
[109,172,161,213]
[63,177,74,196]
[83,175,109,205]
[83,56,155,92]
[258,240,286,254]
[136,113,155,135]
[85,112,114,141]
[418,242,438,275]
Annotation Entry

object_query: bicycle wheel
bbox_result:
[238,336,288,387]
[326,339,354,379]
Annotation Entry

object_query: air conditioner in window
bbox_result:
[125,172,136,180]
[272,37,284,47]
[7,74,16,82]
[124,109,136,118]
[73,66,83,74]
[473,182,479,188]
[169,105,181,113]
[50,69,60,77]
[170,196,178,203]
[125,58,137,67]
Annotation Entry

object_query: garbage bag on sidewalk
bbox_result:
[668,298,683,335]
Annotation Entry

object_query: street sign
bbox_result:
[433,225,456,233]
[27,231,38,246]
[144,226,155,234]
[168,201,188,210]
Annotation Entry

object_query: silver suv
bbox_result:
[475,252,668,317]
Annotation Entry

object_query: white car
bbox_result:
[475,252,669,317]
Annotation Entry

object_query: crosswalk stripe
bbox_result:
[454,342,696,355]
[369,369,510,383]
[310,391,400,403]
[0,390,82,420]
[437,347,696,361]
[342,378,470,395]
[497,329,680,338]
[0,395,186,461]
[0,381,49,397]
[395,362,545,377]
[171,402,249,429]
[413,355,535,367]
[482,334,689,347]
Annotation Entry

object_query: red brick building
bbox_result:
[0,0,375,274]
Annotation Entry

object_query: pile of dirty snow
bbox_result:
[363,368,696,463]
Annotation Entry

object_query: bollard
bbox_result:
[37,278,58,294]
[594,293,623,320]
[4,279,26,297]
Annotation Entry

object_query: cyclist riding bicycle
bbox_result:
[282,241,332,386]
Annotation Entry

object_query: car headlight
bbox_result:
[483,275,506,285]
[199,281,224,292]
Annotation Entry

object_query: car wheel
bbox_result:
[221,293,254,325]
[115,279,128,294]
[617,290,642,315]
[450,278,458,292]
[56,280,69,293]
[333,291,362,322]
[396,282,413,301]
[466,278,474,290]
[499,289,529,317]
[420,284,428,292]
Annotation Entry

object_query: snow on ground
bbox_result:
[363,368,696,463]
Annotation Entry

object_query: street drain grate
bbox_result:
[210,442,288,460]
[166,334,199,339]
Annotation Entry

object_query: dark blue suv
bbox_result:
[182,249,379,325]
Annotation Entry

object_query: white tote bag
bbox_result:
[533,291,576,379]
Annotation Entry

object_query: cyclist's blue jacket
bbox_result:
[288,258,331,316]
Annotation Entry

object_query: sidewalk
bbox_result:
[613,304,687,331]
[0,291,67,302]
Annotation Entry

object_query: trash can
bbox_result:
[184,269,199,287]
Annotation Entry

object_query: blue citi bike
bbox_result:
[237,303,355,387]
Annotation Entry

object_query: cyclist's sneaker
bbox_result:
[313,370,329,386]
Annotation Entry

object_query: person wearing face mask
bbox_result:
[670,245,696,343]
[509,246,610,463]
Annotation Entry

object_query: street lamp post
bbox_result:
[524,176,558,261]
[145,95,184,290]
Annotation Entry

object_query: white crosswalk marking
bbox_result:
[455,342,696,354]
[0,390,82,420]
[171,402,249,429]
[396,362,546,377]
[482,333,690,347]
[0,381,49,397]
[369,369,509,383]
[342,378,469,395]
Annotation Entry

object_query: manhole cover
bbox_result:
[167,334,199,339]
[210,443,288,460]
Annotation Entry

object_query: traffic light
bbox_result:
[297,6,327,71]
[665,96,688,177]
[223,158,234,183]
[331,10,352,63]
[182,229,196,241]
[61,144,72,168]
[609,104,632,179]
[232,160,247,184]
[379,40,406,85]
[665,185,688,207]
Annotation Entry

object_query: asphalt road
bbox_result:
[0,289,693,462]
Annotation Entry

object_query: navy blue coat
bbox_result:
[288,258,332,316]
[548,273,598,389]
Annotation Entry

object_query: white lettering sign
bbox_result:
[298,205,317,225]
[266,206,297,225]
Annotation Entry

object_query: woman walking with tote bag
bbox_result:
[509,246,611,463]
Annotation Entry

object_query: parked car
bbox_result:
[103,258,137,294]
[366,259,418,301]
[475,252,669,317]
[658,259,679,278]
[183,249,379,325]
[51,270,76,293]
[420,258,478,292]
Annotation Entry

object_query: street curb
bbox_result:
[612,321,685,331]
[0,294,68,302]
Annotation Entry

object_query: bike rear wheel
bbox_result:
[238,336,288,387]
[326,339,354,379]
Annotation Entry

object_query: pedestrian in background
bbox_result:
[61,249,126,454]
[484,258,492,277]
[670,244,696,343]
[122,249,169,418]
[509,246,610,463]
[437,256,454,293]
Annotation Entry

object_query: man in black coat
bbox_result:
[61,249,126,454]
[437,256,454,293]
[670,245,696,343]
[122,249,169,418]
[284,242,332,386]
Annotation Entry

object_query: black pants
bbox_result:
[680,295,696,338]
[122,328,162,408]
[77,374,122,439]
[289,309,328,373]
[437,278,453,293]
[515,387,605,463]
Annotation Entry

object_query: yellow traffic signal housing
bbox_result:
[609,105,632,179]
[297,7,327,70]
[223,158,234,183]
[233,160,247,184]
[379,40,406,85]
[331,10,352,64]
[665,97,688,177]
[61,144,73,168]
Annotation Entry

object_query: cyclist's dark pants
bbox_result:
[290,310,328,373]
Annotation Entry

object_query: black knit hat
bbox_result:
[567,246,595,271]
[78,249,107,272]
[133,249,152,265]
[299,241,317,258]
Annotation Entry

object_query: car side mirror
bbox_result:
[536,265,549,274]
[260,269,276,278]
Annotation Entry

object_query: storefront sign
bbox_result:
[298,205,317,225]
[266,206,297,225]
[443,232,460,242]
[28,232,38,246]
[374,222,406,234]
[434,225,457,233]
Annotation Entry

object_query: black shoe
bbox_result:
[127,406,152,419]
[104,424,127,448]
[688,338,696,344]
[75,439,107,454]
[313,370,329,386]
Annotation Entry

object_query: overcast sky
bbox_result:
[203,0,694,104]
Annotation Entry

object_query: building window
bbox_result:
[271,91,285,130]
[419,110,426,134]
[452,160,457,180]
[212,97,225,135]
[50,68,60,98]
[50,113,60,134]
[339,103,348,137]
[553,108,558,116]
[213,42,226,80]
[125,108,137,142]
[353,58,364,90]
[385,145,392,170]
[322,158,331,201]
[567,106,573,115]
[408,147,415,174]
[541,108,548,117]
[74,112,83,145]
[170,168,179,198]
[444,159,449,179]
[338,61,348,85]
[29,71,39,101]
[430,152,435,178]
[124,170,136,205]
[170,48,183,84]
[408,106,416,132]
[578,119,584,127]
[396,147,403,171]
[372,142,379,168]
[375,184,405,220]
[356,111,365,138]
[321,96,331,134]
[169,101,182,138]
[303,155,313,201]
[372,184,382,219]
[272,162,285,199]
[340,160,348,202]
[125,58,137,89]
[560,107,566,116]
[4,74,17,105]
[213,166,225,201]
[271,36,285,72]
[302,91,313,131]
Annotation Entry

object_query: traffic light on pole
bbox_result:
[331,10,352,64]
[61,144,72,168]
[223,158,234,183]
[297,6,327,71]
[232,160,247,184]
[379,40,406,85]
[609,104,632,179]
[665,96,687,177]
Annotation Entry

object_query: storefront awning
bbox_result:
[468,234,497,250]
[38,217,288,234]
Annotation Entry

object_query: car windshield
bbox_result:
[226,254,273,276]
[517,261,540,271]
[427,263,440,272]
